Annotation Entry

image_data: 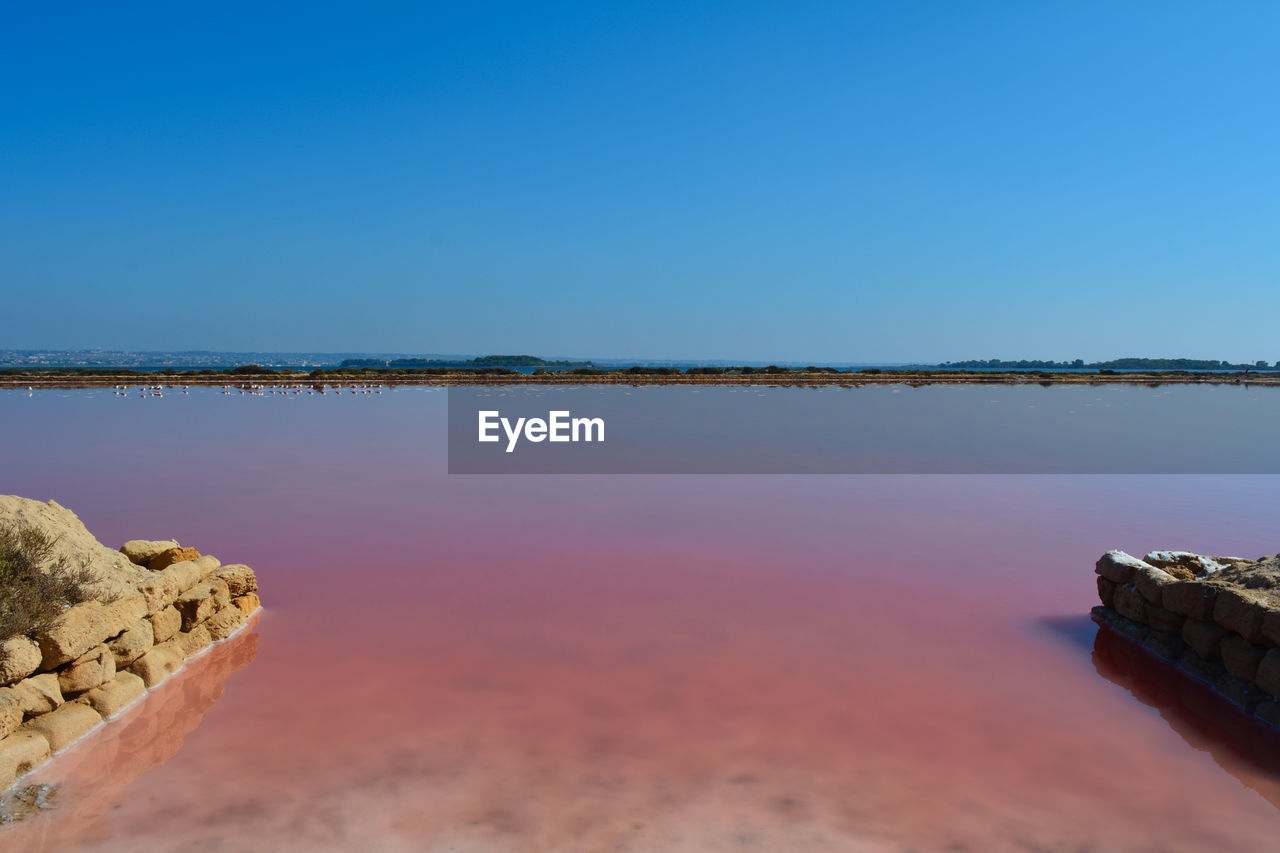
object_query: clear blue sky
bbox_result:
[3,2,1279,362]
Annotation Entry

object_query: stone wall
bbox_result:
[0,539,260,791]
[1093,549,1280,728]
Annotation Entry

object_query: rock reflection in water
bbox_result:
[1092,625,1280,809]
[2,616,260,851]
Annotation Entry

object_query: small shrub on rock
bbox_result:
[0,521,97,640]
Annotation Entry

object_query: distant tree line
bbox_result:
[7,357,1280,380]
[938,358,1278,370]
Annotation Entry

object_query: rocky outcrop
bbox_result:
[147,546,202,572]
[81,672,147,719]
[0,497,149,603]
[0,734,49,792]
[119,540,179,566]
[34,598,148,670]
[0,639,41,686]
[21,703,101,753]
[0,497,262,791]
[6,676,62,717]
[56,645,115,695]
[1093,549,1280,729]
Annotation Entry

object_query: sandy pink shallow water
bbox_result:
[3,388,1280,850]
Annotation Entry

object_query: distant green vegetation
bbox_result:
[938,358,1278,370]
[6,356,1280,383]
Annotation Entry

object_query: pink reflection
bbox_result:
[5,617,260,851]
[1,390,1280,850]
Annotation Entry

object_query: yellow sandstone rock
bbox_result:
[107,619,155,668]
[0,688,23,739]
[128,642,186,688]
[147,546,202,571]
[217,564,259,597]
[176,624,213,658]
[148,605,182,644]
[0,636,42,686]
[57,644,116,694]
[82,671,147,718]
[0,731,51,789]
[22,701,101,752]
[34,596,148,669]
[176,585,223,632]
[205,606,245,641]
[232,592,261,619]
[8,674,63,716]
[119,539,179,566]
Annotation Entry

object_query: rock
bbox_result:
[1142,630,1184,661]
[1113,585,1147,623]
[209,578,231,607]
[21,701,101,752]
[135,557,212,615]
[176,624,212,658]
[34,596,148,669]
[1257,699,1280,727]
[1178,648,1226,685]
[119,539,179,566]
[1096,550,1151,585]
[232,592,261,618]
[1261,609,1280,647]
[205,606,245,641]
[81,671,146,718]
[8,674,62,715]
[1092,606,1149,641]
[1216,674,1266,712]
[1212,588,1272,643]
[175,585,222,632]
[1182,619,1229,661]
[1133,564,1177,604]
[0,637,42,686]
[166,558,209,589]
[148,606,182,644]
[107,619,154,668]
[1162,581,1218,621]
[1220,635,1268,681]
[1207,556,1280,591]
[1096,577,1116,608]
[135,573,180,615]
[128,642,185,688]
[147,546,201,571]
[1143,551,1234,577]
[193,554,222,578]
[0,496,152,602]
[0,732,51,789]
[216,564,258,597]
[1256,649,1280,698]
[57,644,116,694]
[0,689,22,739]
[1144,604,1184,634]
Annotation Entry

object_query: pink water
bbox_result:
[4,388,1280,851]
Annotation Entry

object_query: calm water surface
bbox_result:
[2,387,1280,851]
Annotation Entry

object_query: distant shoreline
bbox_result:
[5,369,1280,388]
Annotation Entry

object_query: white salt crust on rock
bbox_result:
[1094,549,1280,728]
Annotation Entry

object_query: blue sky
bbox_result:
[3,2,1279,361]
